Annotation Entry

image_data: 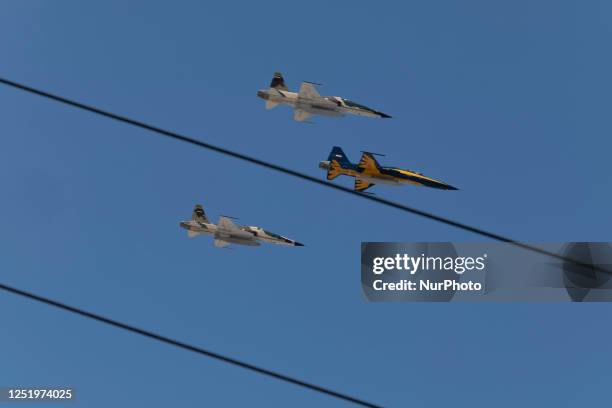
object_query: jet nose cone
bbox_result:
[378,111,392,118]
[427,181,458,190]
[256,90,268,100]
[294,242,305,247]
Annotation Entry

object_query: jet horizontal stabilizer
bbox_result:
[326,161,342,180]
[265,100,279,109]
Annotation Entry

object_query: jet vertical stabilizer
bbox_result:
[270,72,288,91]
[329,146,353,168]
[319,146,355,180]
[192,204,209,223]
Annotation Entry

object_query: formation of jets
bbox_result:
[181,72,457,248]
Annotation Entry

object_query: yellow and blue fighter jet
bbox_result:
[319,146,458,193]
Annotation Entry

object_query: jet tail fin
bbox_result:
[192,204,209,223]
[327,146,353,168]
[269,72,288,91]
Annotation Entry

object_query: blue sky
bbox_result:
[1,1,611,406]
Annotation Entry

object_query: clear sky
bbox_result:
[1,1,611,406]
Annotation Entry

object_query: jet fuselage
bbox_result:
[180,219,303,247]
[319,146,458,192]
[257,88,390,119]
[319,159,456,190]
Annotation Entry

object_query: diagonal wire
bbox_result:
[0,76,607,275]
[0,282,382,408]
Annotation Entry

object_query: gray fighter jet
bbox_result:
[256,72,391,122]
[179,204,304,248]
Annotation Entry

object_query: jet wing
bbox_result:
[214,239,230,248]
[298,82,321,99]
[293,108,313,122]
[355,177,375,192]
[218,216,241,232]
[217,217,257,241]
[358,153,383,176]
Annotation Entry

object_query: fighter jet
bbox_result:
[319,146,458,193]
[256,72,391,122]
[179,204,304,248]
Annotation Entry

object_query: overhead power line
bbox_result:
[0,76,607,276]
[0,282,382,408]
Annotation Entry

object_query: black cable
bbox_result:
[0,76,607,276]
[0,282,382,408]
